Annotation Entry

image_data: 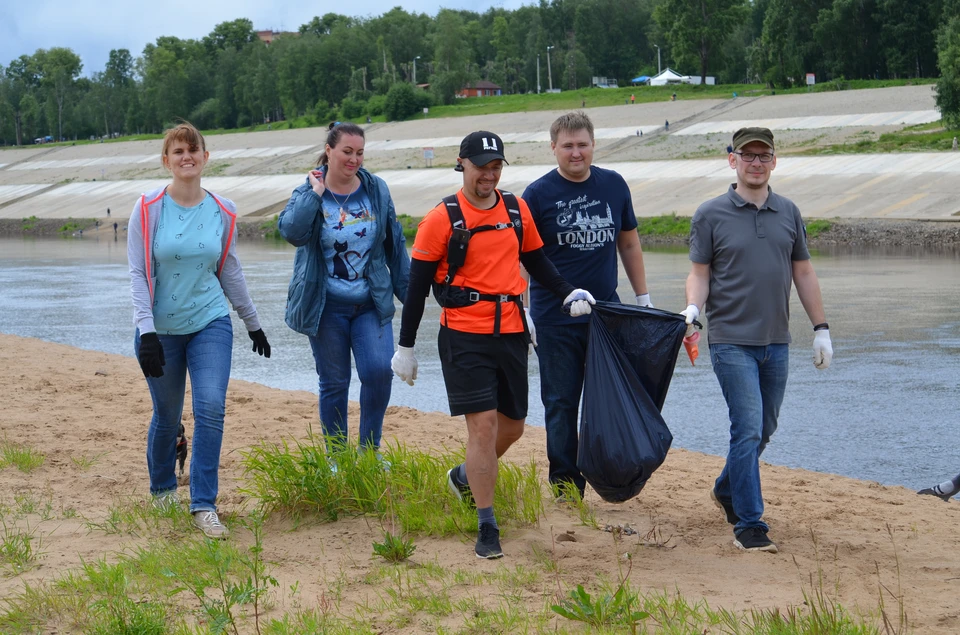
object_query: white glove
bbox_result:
[524,308,537,354]
[563,289,596,317]
[635,293,653,308]
[391,345,418,386]
[813,329,832,370]
[679,304,699,337]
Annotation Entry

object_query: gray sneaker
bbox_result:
[193,510,230,539]
[152,491,181,512]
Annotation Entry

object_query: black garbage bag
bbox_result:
[577,301,688,503]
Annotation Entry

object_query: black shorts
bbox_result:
[438,326,528,419]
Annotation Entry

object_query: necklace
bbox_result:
[327,181,357,214]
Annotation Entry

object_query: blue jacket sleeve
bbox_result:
[383,183,410,303]
[278,180,322,247]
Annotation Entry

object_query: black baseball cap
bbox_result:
[732,127,775,151]
[456,131,508,171]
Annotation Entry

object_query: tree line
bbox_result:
[1,0,958,146]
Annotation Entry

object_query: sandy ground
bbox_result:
[2,333,960,632]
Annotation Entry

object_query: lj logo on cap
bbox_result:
[482,137,498,151]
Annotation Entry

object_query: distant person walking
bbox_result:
[278,122,410,455]
[630,94,635,105]
[681,127,832,554]
[128,121,271,540]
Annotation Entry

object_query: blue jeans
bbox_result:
[308,299,393,449]
[135,315,232,513]
[710,343,789,535]
[535,322,589,494]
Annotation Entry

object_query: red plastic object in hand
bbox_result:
[683,331,700,366]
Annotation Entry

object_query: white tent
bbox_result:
[649,68,686,86]
[649,68,716,86]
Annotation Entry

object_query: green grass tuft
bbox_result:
[0,439,45,472]
[636,214,691,237]
[806,219,833,239]
[240,436,543,534]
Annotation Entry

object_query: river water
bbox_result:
[2,235,958,491]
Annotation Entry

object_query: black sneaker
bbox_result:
[734,527,778,553]
[475,523,504,559]
[446,467,473,505]
[918,486,953,502]
[711,489,739,525]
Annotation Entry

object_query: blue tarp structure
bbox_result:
[631,75,650,84]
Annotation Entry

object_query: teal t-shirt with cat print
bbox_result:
[319,187,376,304]
[152,193,229,334]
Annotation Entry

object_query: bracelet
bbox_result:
[813,322,829,331]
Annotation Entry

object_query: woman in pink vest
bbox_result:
[127,121,270,539]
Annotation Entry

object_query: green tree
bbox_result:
[384,81,419,120]
[936,15,960,128]
[19,93,41,142]
[142,42,188,127]
[574,0,654,84]
[7,55,41,145]
[758,0,832,86]
[813,0,882,80]
[36,47,82,141]
[878,0,940,78]
[204,18,257,52]
[654,0,748,84]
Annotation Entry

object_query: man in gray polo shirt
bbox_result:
[680,127,832,554]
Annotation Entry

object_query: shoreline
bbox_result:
[3,216,960,247]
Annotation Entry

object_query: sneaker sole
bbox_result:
[447,468,473,504]
[733,537,778,553]
[447,468,463,500]
[476,550,504,559]
[195,525,230,540]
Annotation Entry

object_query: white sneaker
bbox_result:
[152,491,181,512]
[193,510,230,539]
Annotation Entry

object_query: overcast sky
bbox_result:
[2,0,529,76]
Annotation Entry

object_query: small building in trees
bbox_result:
[257,30,297,45]
[458,81,503,98]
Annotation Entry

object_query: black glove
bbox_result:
[138,332,165,378]
[248,329,271,358]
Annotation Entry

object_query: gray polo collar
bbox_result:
[728,184,780,212]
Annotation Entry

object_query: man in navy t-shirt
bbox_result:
[521,111,652,498]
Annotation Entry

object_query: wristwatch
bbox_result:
[813,322,829,332]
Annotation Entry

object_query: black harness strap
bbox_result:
[433,191,529,341]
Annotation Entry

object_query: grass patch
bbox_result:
[636,213,691,237]
[0,522,43,574]
[803,125,958,155]
[70,452,105,470]
[0,439,44,473]
[259,214,282,240]
[57,220,84,234]
[241,436,543,534]
[204,161,232,176]
[396,213,419,241]
[806,219,833,239]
